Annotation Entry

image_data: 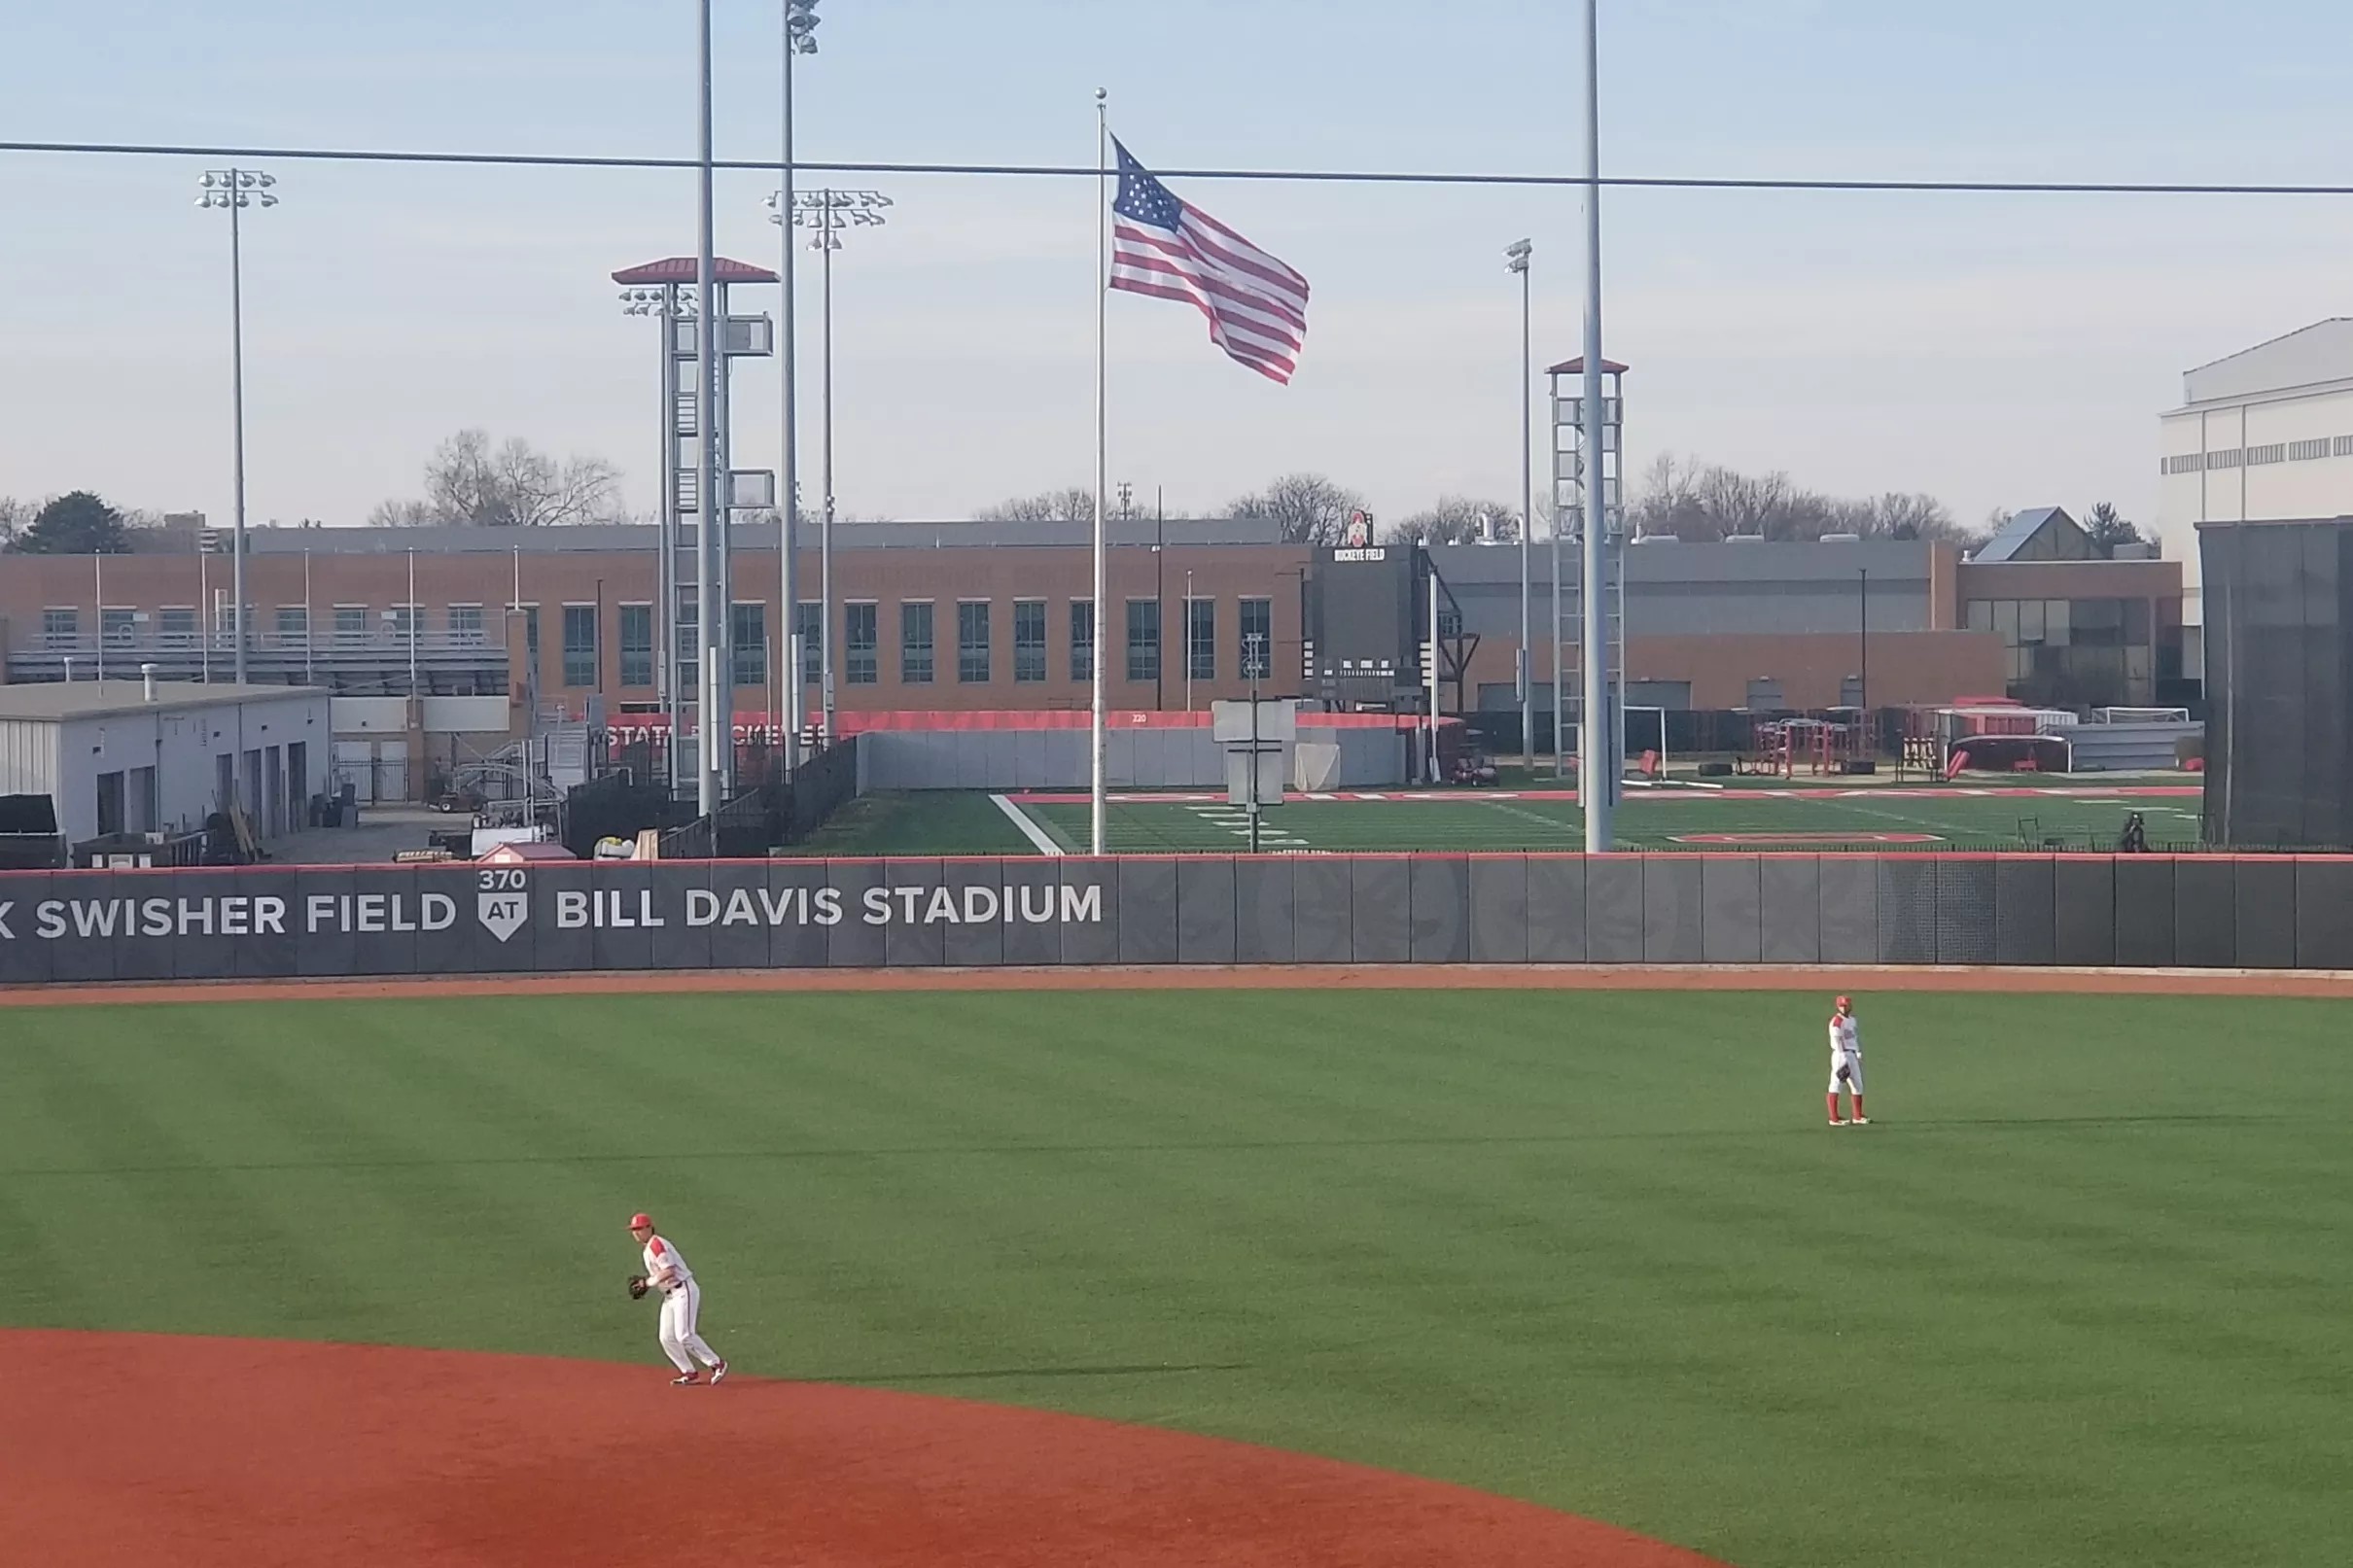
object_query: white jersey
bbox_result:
[1829,1013,1860,1057]
[642,1234,694,1289]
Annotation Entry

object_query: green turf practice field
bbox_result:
[4,989,2343,1568]
[793,784,2206,856]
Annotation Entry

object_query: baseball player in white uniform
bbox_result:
[1826,995,1869,1126]
[628,1212,728,1385]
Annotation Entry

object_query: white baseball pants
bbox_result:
[658,1280,722,1374]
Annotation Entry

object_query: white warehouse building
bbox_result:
[0,680,331,847]
[2160,318,2353,677]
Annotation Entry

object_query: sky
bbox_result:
[7,0,2353,548]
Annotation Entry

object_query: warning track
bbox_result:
[3,962,2344,1006]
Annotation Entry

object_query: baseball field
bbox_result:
[4,979,2346,1566]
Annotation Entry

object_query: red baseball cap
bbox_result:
[1835,995,1851,1008]
[627,1212,653,1230]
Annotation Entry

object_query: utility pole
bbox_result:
[1507,238,1534,774]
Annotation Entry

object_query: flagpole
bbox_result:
[1091,87,1109,857]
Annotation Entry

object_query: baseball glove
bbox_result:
[628,1273,650,1301]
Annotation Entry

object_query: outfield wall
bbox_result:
[0,854,2344,983]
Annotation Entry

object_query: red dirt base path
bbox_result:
[6,1330,1724,1567]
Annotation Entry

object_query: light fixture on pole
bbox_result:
[1506,237,1534,775]
[776,186,891,749]
[196,167,277,686]
[775,0,820,766]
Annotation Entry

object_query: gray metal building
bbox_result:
[0,680,331,845]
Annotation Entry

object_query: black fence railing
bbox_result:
[559,773,693,859]
[781,740,859,845]
[564,738,860,861]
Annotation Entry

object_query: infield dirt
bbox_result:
[5,1330,1724,1567]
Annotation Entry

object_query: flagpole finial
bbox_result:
[1095,87,1106,103]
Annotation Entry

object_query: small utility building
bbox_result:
[0,680,331,845]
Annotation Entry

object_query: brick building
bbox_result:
[0,519,1311,729]
[0,509,2183,749]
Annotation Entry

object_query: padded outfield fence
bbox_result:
[0,853,2346,982]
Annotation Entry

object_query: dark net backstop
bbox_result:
[2202,518,2353,848]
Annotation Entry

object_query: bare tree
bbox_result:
[973,486,1096,523]
[1387,497,1520,545]
[0,497,31,550]
[366,498,439,528]
[1857,492,1960,541]
[372,429,625,528]
[1227,472,1368,545]
[1629,453,1714,540]
[1695,466,1801,538]
[1631,453,1974,546]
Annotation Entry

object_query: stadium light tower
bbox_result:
[771,187,890,747]
[775,0,820,763]
[196,168,276,686]
[621,283,691,794]
[1506,238,1534,774]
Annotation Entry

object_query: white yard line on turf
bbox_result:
[1492,801,1575,837]
[990,793,1067,856]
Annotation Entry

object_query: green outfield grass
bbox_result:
[789,788,1040,857]
[807,784,2200,855]
[2,989,2344,1568]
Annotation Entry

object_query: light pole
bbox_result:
[405,547,419,697]
[783,187,891,747]
[1858,566,1870,745]
[1578,0,1611,852]
[691,0,722,815]
[1245,630,1267,854]
[775,0,819,765]
[1552,499,1565,781]
[196,168,276,686]
[1185,568,1195,713]
[1507,238,1534,774]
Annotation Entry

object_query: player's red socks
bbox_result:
[1826,1093,1841,1122]
[1853,1096,1866,1121]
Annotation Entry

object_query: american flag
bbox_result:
[1109,139,1309,385]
